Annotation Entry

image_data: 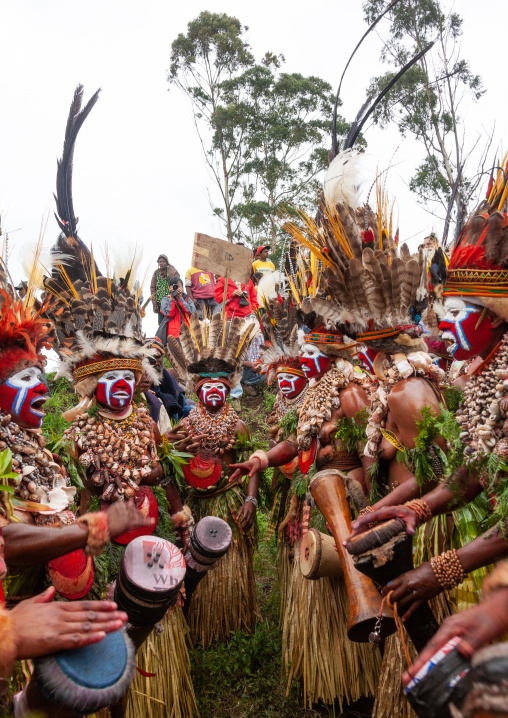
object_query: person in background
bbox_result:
[185,267,219,319]
[240,323,265,397]
[150,254,179,324]
[139,338,193,434]
[252,245,275,276]
[156,276,196,344]
[214,275,259,320]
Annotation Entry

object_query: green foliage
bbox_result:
[151,485,177,542]
[157,435,192,494]
[396,404,463,487]
[41,373,76,444]
[335,409,369,454]
[279,408,299,440]
[362,0,485,214]
[442,384,464,413]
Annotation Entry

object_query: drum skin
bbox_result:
[32,629,135,714]
[300,528,342,580]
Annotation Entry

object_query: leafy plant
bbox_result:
[334,408,369,454]
[442,385,464,413]
[157,435,192,493]
[279,408,299,440]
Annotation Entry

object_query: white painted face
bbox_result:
[439,298,482,358]
[199,381,228,408]
[276,372,303,396]
[300,343,331,378]
[0,366,47,428]
[96,369,136,409]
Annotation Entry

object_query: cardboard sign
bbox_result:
[192,233,252,285]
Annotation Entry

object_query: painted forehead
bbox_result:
[201,381,227,389]
[7,366,43,383]
[443,298,479,313]
[301,343,325,355]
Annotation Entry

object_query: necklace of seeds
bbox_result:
[185,403,238,452]
[0,410,64,503]
[297,367,352,450]
[276,385,309,421]
[456,334,508,463]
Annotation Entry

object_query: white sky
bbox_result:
[1,0,507,340]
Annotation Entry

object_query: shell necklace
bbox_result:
[185,403,239,453]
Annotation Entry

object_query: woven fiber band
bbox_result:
[73,358,143,382]
[444,268,508,296]
[304,332,345,344]
[356,324,418,342]
[276,365,305,378]
[194,377,232,395]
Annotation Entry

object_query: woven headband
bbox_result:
[303,332,347,344]
[73,358,143,382]
[195,377,232,395]
[276,365,305,378]
[356,324,418,342]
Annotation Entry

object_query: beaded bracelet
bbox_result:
[77,511,110,557]
[404,498,432,525]
[251,450,269,471]
[245,496,258,508]
[431,549,465,590]
[358,506,375,518]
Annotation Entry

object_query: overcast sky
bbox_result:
[1,0,506,339]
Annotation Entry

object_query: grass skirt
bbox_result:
[280,540,381,710]
[125,606,198,718]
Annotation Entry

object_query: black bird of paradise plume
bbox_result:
[51,84,102,288]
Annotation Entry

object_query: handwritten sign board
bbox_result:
[192,233,253,285]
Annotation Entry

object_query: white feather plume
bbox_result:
[323,149,364,209]
[109,242,144,292]
[257,271,289,305]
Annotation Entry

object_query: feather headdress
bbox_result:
[39,86,155,396]
[443,162,508,320]
[0,259,55,383]
[258,295,302,384]
[50,84,102,288]
[165,313,257,392]
[282,152,427,354]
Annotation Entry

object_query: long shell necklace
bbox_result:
[297,365,354,450]
[0,410,64,503]
[456,334,508,464]
[185,403,239,452]
[363,352,445,458]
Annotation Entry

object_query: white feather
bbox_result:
[109,242,144,292]
[323,149,364,209]
[257,271,289,305]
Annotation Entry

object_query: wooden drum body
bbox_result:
[183,515,232,608]
[346,518,439,652]
[299,528,342,580]
[309,469,395,642]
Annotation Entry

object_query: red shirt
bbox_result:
[214,278,259,319]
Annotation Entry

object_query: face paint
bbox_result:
[300,344,331,379]
[198,380,229,408]
[439,298,494,361]
[0,366,47,428]
[96,369,136,410]
[358,347,377,373]
[277,372,306,399]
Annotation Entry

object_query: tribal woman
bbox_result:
[164,312,261,646]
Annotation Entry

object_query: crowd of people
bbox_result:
[2,85,508,718]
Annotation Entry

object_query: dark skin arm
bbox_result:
[229,439,298,482]
[382,525,508,620]
[3,500,155,567]
[403,587,508,684]
[351,465,482,538]
[233,421,259,531]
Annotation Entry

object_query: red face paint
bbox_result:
[96,370,136,410]
[277,372,306,399]
[198,380,229,409]
[300,344,331,379]
[0,366,47,429]
[439,298,494,361]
